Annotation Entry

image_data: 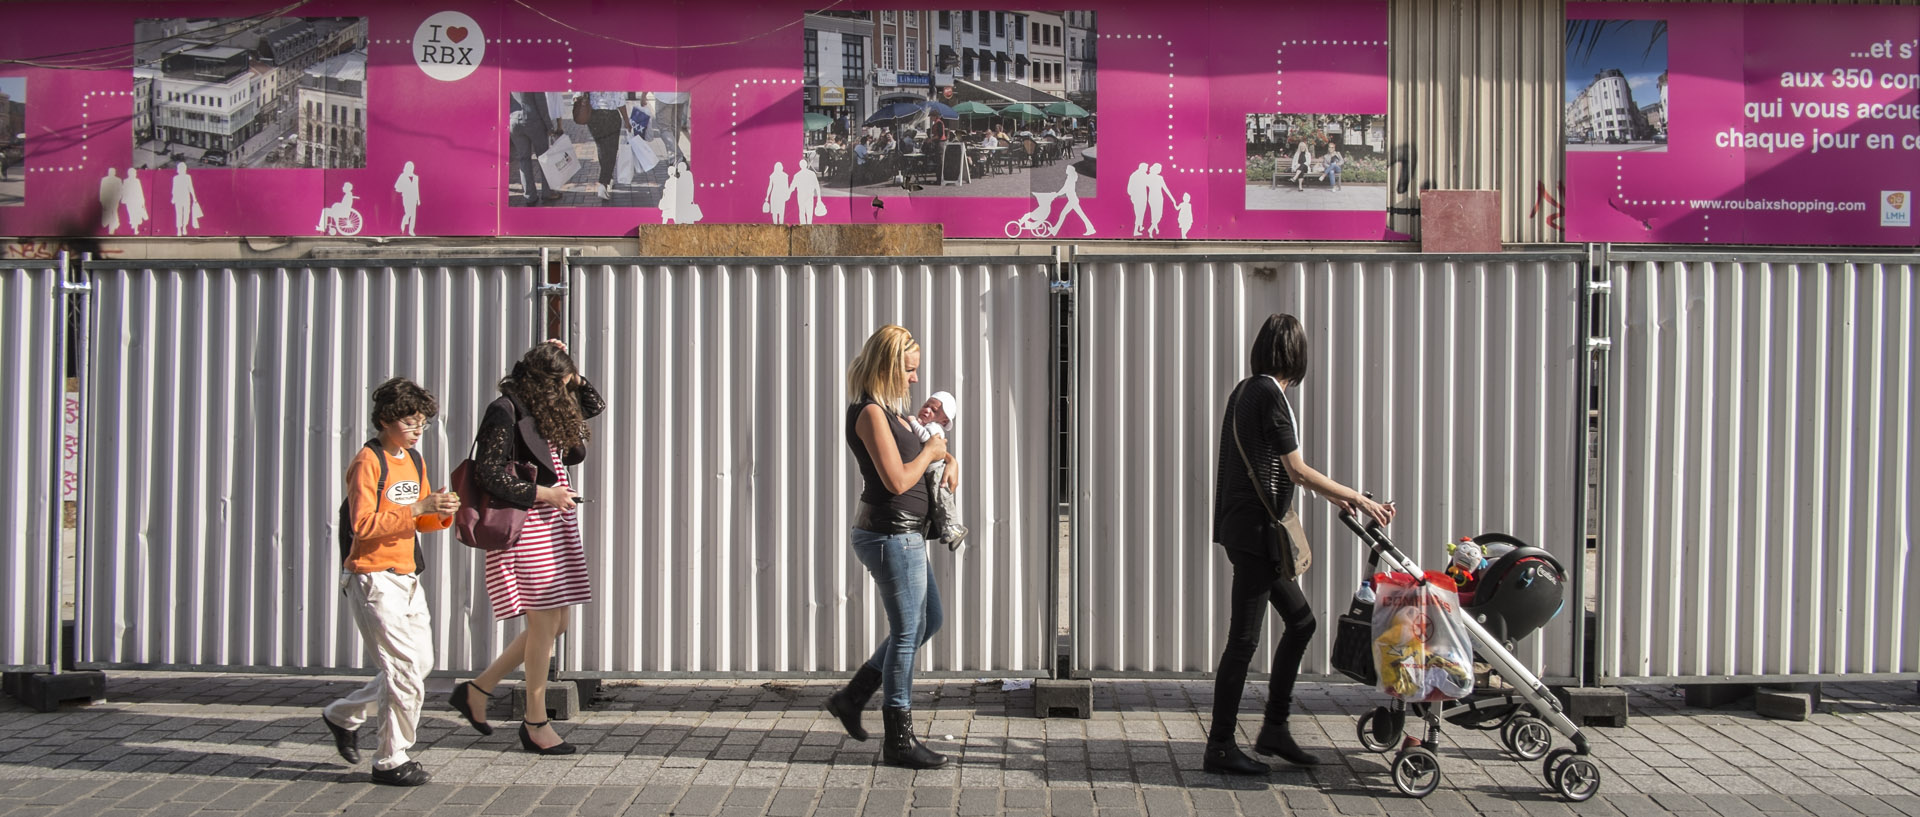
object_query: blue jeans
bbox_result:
[851,527,943,709]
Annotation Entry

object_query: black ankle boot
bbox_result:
[1202,740,1270,775]
[1253,721,1322,765]
[826,665,883,741]
[881,706,948,769]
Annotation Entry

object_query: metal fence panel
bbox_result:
[1598,252,1918,683]
[79,260,542,672]
[1072,254,1586,682]
[0,264,65,672]
[565,258,1056,675]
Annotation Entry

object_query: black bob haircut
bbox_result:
[1248,313,1309,385]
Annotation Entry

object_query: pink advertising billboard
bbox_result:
[1565,3,1919,246]
[0,1,1391,241]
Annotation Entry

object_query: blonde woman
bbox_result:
[824,325,958,769]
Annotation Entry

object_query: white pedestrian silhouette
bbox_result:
[1145,163,1172,238]
[1051,164,1095,237]
[660,165,681,224]
[764,162,792,225]
[121,168,148,234]
[1176,192,1194,239]
[1126,162,1150,236]
[675,162,703,224]
[791,157,821,226]
[170,162,200,236]
[99,169,124,234]
[393,162,421,236]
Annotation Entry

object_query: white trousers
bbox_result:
[323,571,434,770]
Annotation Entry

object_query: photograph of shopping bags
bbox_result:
[627,134,660,174]
[539,135,582,191]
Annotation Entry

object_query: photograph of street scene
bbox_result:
[133,17,368,170]
[1565,19,1668,152]
[507,92,693,211]
[1,77,24,206]
[1244,113,1389,211]
[801,10,1096,204]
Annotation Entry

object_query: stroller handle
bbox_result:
[1338,493,1422,581]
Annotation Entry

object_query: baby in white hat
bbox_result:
[910,391,967,550]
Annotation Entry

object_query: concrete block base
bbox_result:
[1682,683,1753,709]
[1756,684,1821,721]
[2,671,106,712]
[507,680,581,722]
[1032,679,1092,719]
[1554,686,1628,728]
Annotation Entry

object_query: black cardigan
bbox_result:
[475,378,606,509]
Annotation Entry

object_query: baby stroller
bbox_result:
[1331,507,1601,801]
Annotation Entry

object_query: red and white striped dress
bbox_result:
[485,445,592,620]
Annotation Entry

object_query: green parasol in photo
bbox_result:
[998,102,1046,121]
[803,113,834,131]
[953,101,996,119]
[1044,101,1090,118]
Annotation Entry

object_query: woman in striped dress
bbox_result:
[448,340,604,755]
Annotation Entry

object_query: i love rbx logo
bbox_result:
[414,11,486,82]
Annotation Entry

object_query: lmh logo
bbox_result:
[414,11,485,82]
[1883,191,1912,228]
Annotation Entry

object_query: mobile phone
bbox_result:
[571,496,590,503]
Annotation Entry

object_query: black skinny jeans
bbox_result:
[588,110,624,186]
[1208,545,1317,743]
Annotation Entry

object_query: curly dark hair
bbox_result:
[500,342,592,446]
[369,377,439,429]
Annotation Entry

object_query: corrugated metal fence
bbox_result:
[77,259,545,672]
[1070,253,1588,683]
[0,262,69,672]
[562,258,1057,675]
[45,248,1918,685]
[1595,250,1918,683]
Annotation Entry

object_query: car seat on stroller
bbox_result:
[1458,533,1566,651]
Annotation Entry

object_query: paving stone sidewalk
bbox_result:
[1,674,1917,816]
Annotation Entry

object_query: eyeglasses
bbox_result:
[398,419,433,432]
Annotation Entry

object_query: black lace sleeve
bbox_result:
[475,400,537,509]
[576,376,606,420]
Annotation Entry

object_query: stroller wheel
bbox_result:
[1554,757,1602,802]
[1542,747,1576,789]
[1501,716,1554,760]
[1390,746,1442,798]
[1356,707,1398,753]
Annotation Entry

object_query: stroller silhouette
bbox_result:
[1004,191,1058,238]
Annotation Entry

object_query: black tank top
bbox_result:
[846,398,931,515]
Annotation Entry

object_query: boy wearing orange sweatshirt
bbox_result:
[321,377,460,786]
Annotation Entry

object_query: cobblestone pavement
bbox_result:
[1,674,1916,816]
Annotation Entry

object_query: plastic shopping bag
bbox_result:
[615,137,637,185]
[1371,571,1475,702]
[539,135,582,191]
[627,134,660,174]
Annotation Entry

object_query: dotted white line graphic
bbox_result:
[1613,154,1706,239]
[31,90,132,174]
[1274,40,1384,109]
[1103,33,1203,172]
[706,77,802,189]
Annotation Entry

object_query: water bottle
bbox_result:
[1353,578,1376,606]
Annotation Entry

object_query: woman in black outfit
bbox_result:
[1205,313,1395,775]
